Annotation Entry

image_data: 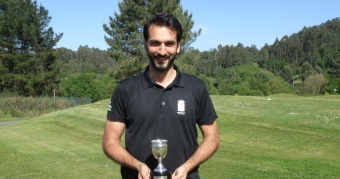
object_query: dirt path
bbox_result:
[0,120,25,126]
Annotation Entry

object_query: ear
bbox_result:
[144,41,147,51]
[177,42,181,53]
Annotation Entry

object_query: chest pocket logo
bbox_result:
[177,100,185,115]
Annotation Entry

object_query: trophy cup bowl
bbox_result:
[151,139,172,178]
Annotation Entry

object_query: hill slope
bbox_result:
[0,95,339,178]
[0,99,121,178]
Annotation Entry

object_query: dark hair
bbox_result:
[143,13,183,42]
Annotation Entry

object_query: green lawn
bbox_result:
[0,94,339,178]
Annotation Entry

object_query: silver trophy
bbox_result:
[151,139,172,178]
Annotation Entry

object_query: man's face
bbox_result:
[144,25,180,72]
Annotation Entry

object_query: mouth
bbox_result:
[154,54,170,61]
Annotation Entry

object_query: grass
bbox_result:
[0,94,339,178]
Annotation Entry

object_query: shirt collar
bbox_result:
[142,65,184,88]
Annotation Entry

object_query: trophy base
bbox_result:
[151,170,172,179]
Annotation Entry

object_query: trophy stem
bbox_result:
[155,158,167,172]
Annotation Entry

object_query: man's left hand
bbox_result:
[172,165,189,179]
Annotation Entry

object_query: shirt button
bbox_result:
[162,102,165,105]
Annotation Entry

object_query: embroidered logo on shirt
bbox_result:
[108,101,112,111]
[177,100,185,115]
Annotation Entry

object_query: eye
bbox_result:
[165,41,176,47]
[148,40,161,46]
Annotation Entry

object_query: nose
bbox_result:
[157,44,167,56]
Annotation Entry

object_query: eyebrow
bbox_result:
[149,40,176,44]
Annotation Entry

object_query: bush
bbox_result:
[246,90,264,96]
[301,74,328,95]
[63,73,102,102]
[216,64,294,96]
[0,95,90,119]
[198,74,219,95]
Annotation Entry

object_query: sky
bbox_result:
[36,0,340,52]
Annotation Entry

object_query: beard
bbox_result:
[147,50,177,72]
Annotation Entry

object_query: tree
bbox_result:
[103,0,201,74]
[329,44,340,78]
[299,62,315,81]
[258,46,269,68]
[281,65,294,82]
[0,0,62,95]
[176,48,200,75]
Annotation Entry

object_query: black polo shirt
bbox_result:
[107,65,217,179]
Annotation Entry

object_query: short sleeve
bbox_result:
[197,83,218,125]
[107,83,127,122]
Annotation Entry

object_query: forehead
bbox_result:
[147,25,177,42]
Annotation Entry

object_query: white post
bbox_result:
[292,75,298,87]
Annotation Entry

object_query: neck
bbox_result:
[149,65,176,88]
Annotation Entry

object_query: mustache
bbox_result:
[154,53,171,60]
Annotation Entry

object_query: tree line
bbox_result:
[1,0,339,103]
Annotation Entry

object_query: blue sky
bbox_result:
[36,0,340,52]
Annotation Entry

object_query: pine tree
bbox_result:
[329,44,340,78]
[0,0,62,95]
[103,0,201,75]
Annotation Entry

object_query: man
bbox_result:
[102,13,220,179]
